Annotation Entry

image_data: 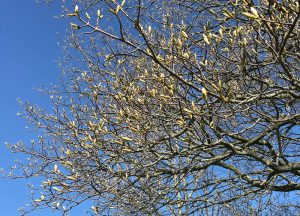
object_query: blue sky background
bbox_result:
[0,1,77,215]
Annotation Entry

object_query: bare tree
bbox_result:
[6,0,300,215]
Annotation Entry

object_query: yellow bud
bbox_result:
[122,148,132,153]
[183,52,189,59]
[65,149,71,156]
[53,164,58,172]
[250,7,259,18]
[121,136,133,141]
[85,12,91,20]
[116,5,121,14]
[223,9,234,18]
[87,121,94,129]
[70,23,80,30]
[97,9,103,19]
[177,119,185,126]
[149,89,157,97]
[53,187,61,192]
[75,5,79,14]
[183,108,193,114]
[148,25,152,34]
[218,80,222,88]
[181,30,188,39]
[177,38,183,49]
[67,13,76,17]
[66,175,77,181]
[203,34,210,45]
[202,87,208,101]
[242,12,258,19]
[62,161,73,167]
[219,28,223,38]
[191,101,196,111]
[115,140,123,145]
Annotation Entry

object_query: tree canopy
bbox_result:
[7,0,300,215]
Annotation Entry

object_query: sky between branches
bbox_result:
[0,1,70,215]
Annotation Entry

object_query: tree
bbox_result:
[7,0,300,215]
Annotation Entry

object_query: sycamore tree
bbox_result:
[7,0,300,215]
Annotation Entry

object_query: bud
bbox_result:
[203,34,210,45]
[149,89,157,97]
[75,5,79,14]
[177,38,183,49]
[97,9,103,19]
[121,136,133,142]
[219,28,223,38]
[183,108,193,114]
[242,11,258,19]
[70,23,80,30]
[148,25,152,34]
[53,187,61,192]
[183,52,189,59]
[202,87,208,101]
[250,7,259,18]
[116,5,121,14]
[191,101,196,111]
[67,13,76,17]
[53,164,58,172]
[85,12,90,20]
[181,30,188,39]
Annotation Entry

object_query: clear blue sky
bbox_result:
[0,1,77,215]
